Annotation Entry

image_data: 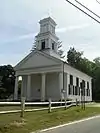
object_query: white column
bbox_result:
[27,75,31,101]
[79,78,82,102]
[73,76,76,95]
[67,74,70,97]
[21,76,24,98]
[59,72,63,100]
[48,38,51,48]
[41,73,46,101]
[21,76,27,99]
[14,76,18,100]
[64,73,67,98]
[89,80,92,101]
[73,76,76,86]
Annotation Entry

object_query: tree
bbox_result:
[57,41,65,58]
[0,65,15,99]
[93,57,100,67]
[67,47,83,68]
[67,47,100,101]
[31,37,37,52]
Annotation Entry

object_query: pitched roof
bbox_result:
[14,50,62,70]
[14,50,92,78]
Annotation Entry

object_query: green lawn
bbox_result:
[0,107,100,133]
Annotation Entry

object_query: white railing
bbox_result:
[0,100,75,105]
[0,100,78,115]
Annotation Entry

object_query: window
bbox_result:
[87,89,90,96]
[87,82,89,89]
[81,80,85,89]
[80,80,85,96]
[75,86,77,95]
[69,84,72,95]
[41,40,45,50]
[52,43,54,50]
[73,86,75,95]
[86,82,90,96]
[79,87,80,95]
[76,77,79,87]
[70,75,73,85]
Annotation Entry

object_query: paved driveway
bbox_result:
[43,116,100,133]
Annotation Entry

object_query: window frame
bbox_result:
[70,75,73,85]
[76,77,79,87]
[41,40,45,50]
[52,43,55,50]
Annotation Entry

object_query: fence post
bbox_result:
[20,97,25,118]
[76,98,78,106]
[65,98,67,110]
[48,98,51,113]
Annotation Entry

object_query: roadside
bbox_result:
[36,115,100,133]
[0,107,100,133]
[86,103,100,107]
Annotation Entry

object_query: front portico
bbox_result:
[14,51,65,101]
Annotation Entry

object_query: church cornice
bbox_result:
[39,17,57,26]
[35,31,59,40]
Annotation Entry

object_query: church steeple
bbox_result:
[35,17,60,58]
[39,17,56,34]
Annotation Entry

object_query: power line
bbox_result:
[96,0,100,4]
[75,0,100,19]
[65,0,100,24]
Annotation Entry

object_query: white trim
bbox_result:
[14,50,92,79]
[14,50,61,71]
[16,65,62,76]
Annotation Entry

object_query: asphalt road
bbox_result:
[44,116,100,133]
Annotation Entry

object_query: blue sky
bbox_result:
[0,0,100,66]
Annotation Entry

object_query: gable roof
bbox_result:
[14,50,92,78]
[14,50,62,70]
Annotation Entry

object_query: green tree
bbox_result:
[67,47,83,68]
[93,57,100,67]
[0,65,15,99]
[67,47,100,101]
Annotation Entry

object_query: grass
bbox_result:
[0,106,100,133]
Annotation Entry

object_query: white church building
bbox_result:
[14,17,92,102]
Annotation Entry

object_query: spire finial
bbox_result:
[47,9,52,17]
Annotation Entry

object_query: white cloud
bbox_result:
[1,0,100,65]
[17,33,36,40]
[56,28,67,33]
[56,23,90,33]
[1,33,37,44]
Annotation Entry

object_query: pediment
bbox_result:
[15,51,62,70]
